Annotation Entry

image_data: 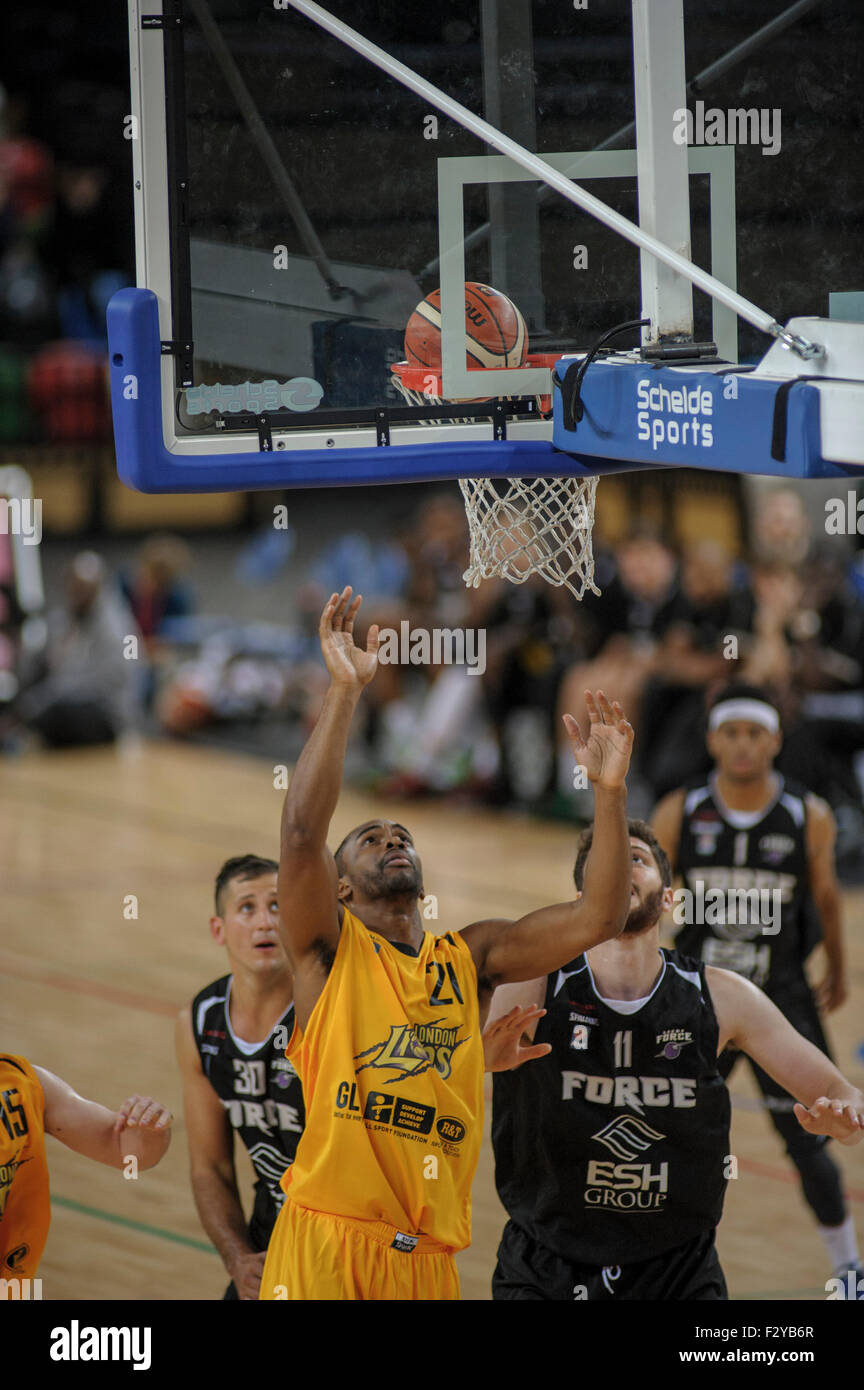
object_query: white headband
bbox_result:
[708,699,780,734]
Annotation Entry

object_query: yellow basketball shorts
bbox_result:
[259,1198,461,1301]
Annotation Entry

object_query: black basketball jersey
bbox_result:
[674,773,813,993]
[191,975,305,1244]
[492,950,730,1265]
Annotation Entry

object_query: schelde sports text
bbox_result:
[636,379,714,451]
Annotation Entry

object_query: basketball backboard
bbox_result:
[112,0,864,491]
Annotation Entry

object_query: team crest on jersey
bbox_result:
[271,1056,297,1089]
[0,1150,29,1220]
[570,1025,589,1050]
[354,1020,469,1083]
[655,1028,693,1060]
[758,833,795,865]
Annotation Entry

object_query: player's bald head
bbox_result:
[334,821,414,875]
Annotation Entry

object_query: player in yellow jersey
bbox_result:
[0,1054,171,1290]
[260,586,635,1301]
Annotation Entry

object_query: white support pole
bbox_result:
[284,0,822,359]
[631,0,693,345]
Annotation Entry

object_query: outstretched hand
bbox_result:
[562,690,634,791]
[793,1096,864,1146]
[320,587,380,690]
[482,1006,552,1073]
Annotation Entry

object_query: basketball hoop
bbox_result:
[391,356,600,599]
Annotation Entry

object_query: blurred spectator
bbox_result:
[120,534,194,650]
[555,525,679,803]
[0,89,54,240]
[14,551,140,747]
[0,89,57,348]
[750,486,812,567]
[27,341,112,441]
[475,575,577,807]
[636,539,753,801]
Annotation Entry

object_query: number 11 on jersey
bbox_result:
[613,1031,632,1068]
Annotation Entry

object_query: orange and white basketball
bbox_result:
[404,282,529,371]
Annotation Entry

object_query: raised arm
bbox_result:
[34,1066,171,1171]
[278,588,379,1028]
[175,1008,263,1300]
[462,692,633,994]
[805,794,848,1012]
[707,968,864,1144]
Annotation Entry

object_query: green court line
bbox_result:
[53,1195,217,1256]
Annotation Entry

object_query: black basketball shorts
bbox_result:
[492,1221,727,1301]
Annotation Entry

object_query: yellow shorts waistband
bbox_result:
[285,1197,453,1256]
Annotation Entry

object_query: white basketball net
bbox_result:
[391,368,600,600]
[460,475,599,599]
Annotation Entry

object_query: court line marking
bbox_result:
[52,1195,219,1256]
[50,1191,837,1300]
[1,767,552,910]
[0,950,177,1018]
[737,1155,864,1203]
[5,953,863,1203]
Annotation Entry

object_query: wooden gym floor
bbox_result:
[2,739,862,1301]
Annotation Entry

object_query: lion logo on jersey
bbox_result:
[354,1021,470,1083]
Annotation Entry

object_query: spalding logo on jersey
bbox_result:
[690,810,724,856]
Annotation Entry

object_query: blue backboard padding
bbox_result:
[552,357,851,480]
[107,288,593,493]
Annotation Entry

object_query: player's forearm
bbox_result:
[115,1121,171,1171]
[579,784,631,934]
[190,1168,256,1269]
[821,1077,864,1109]
[281,683,361,848]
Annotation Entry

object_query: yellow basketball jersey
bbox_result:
[0,1055,50,1281]
[281,907,483,1251]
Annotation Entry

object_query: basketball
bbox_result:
[404,282,529,371]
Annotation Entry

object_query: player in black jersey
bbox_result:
[486,820,863,1299]
[175,855,305,1300]
[652,683,860,1288]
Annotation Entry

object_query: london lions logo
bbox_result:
[592,1115,665,1162]
[655,1028,693,1060]
[0,1150,29,1220]
[354,1021,469,1083]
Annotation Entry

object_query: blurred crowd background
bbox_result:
[3,482,864,883]
[2,2,864,881]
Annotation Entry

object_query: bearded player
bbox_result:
[652,682,861,1287]
[485,822,863,1299]
[260,586,634,1301]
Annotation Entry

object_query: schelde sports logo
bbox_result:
[636,378,714,452]
[353,1021,469,1084]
